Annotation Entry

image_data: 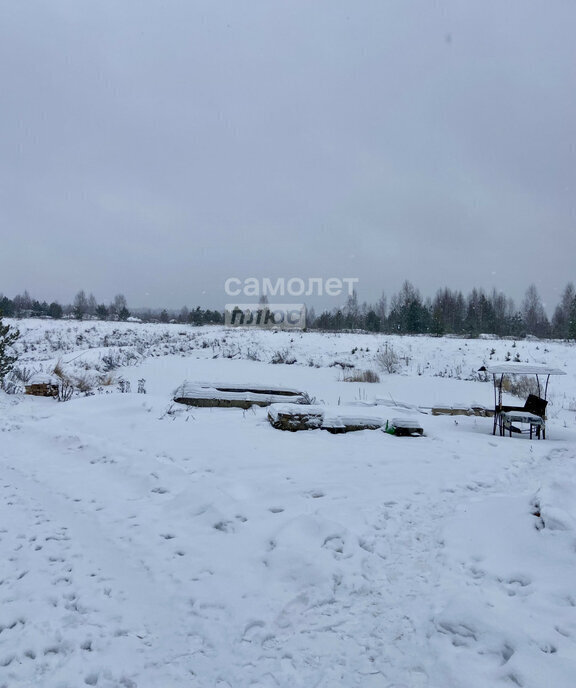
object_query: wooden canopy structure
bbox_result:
[479,364,566,438]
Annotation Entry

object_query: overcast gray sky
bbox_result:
[1,0,575,312]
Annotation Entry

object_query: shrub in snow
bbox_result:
[245,348,262,361]
[52,361,75,401]
[299,391,318,405]
[502,375,540,400]
[271,349,297,365]
[4,364,37,392]
[329,360,354,369]
[57,378,75,402]
[343,369,380,383]
[375,343,400,374]
[117,378,131,393]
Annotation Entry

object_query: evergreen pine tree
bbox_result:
[0,311,20,386]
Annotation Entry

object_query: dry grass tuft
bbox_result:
[343,369,380,383]
[502,375,540,399]
[97,373,116,387]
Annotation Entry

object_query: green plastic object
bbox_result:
[384,420,396,435]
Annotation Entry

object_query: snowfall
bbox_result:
[1,320,576,688]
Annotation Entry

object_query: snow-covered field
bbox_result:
[2,320,576,688]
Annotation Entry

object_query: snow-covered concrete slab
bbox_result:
[174,381,307,408]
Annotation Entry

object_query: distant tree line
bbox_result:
[0,290,132,321]
[308,281,576,340]
[1,281,575,339]
[0,290,223,326]
[144,306,224,325]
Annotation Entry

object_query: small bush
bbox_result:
[53,360,67,380]
[343,369,380,383]
[329,360,354,369]
[502,375,539,399]
[52,361,75,401]
[245,348,262,361]
[10,365,37,385]
[99,347,140,371]
[53,360,97,399]
[375,344,400,374]
[220,345,240,359]
[74,374,93,394]
[97,373,116,387]
[57,378,75,402]
[101,349,123,371]
[299,391,318,405]
[117,378,131,393]
[2,374,23,395]
[271,349,297,365]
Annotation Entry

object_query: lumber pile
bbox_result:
[25,374,59,398]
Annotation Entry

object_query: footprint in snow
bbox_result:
[498,575,532,596]
[322,535,345,555]
[213,521,234,533]
[242,620,265,642]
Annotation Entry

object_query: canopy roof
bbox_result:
[480,364,566,376]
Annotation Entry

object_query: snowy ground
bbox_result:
[1,320,576,687]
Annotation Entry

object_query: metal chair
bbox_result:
[498,394,547,439]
